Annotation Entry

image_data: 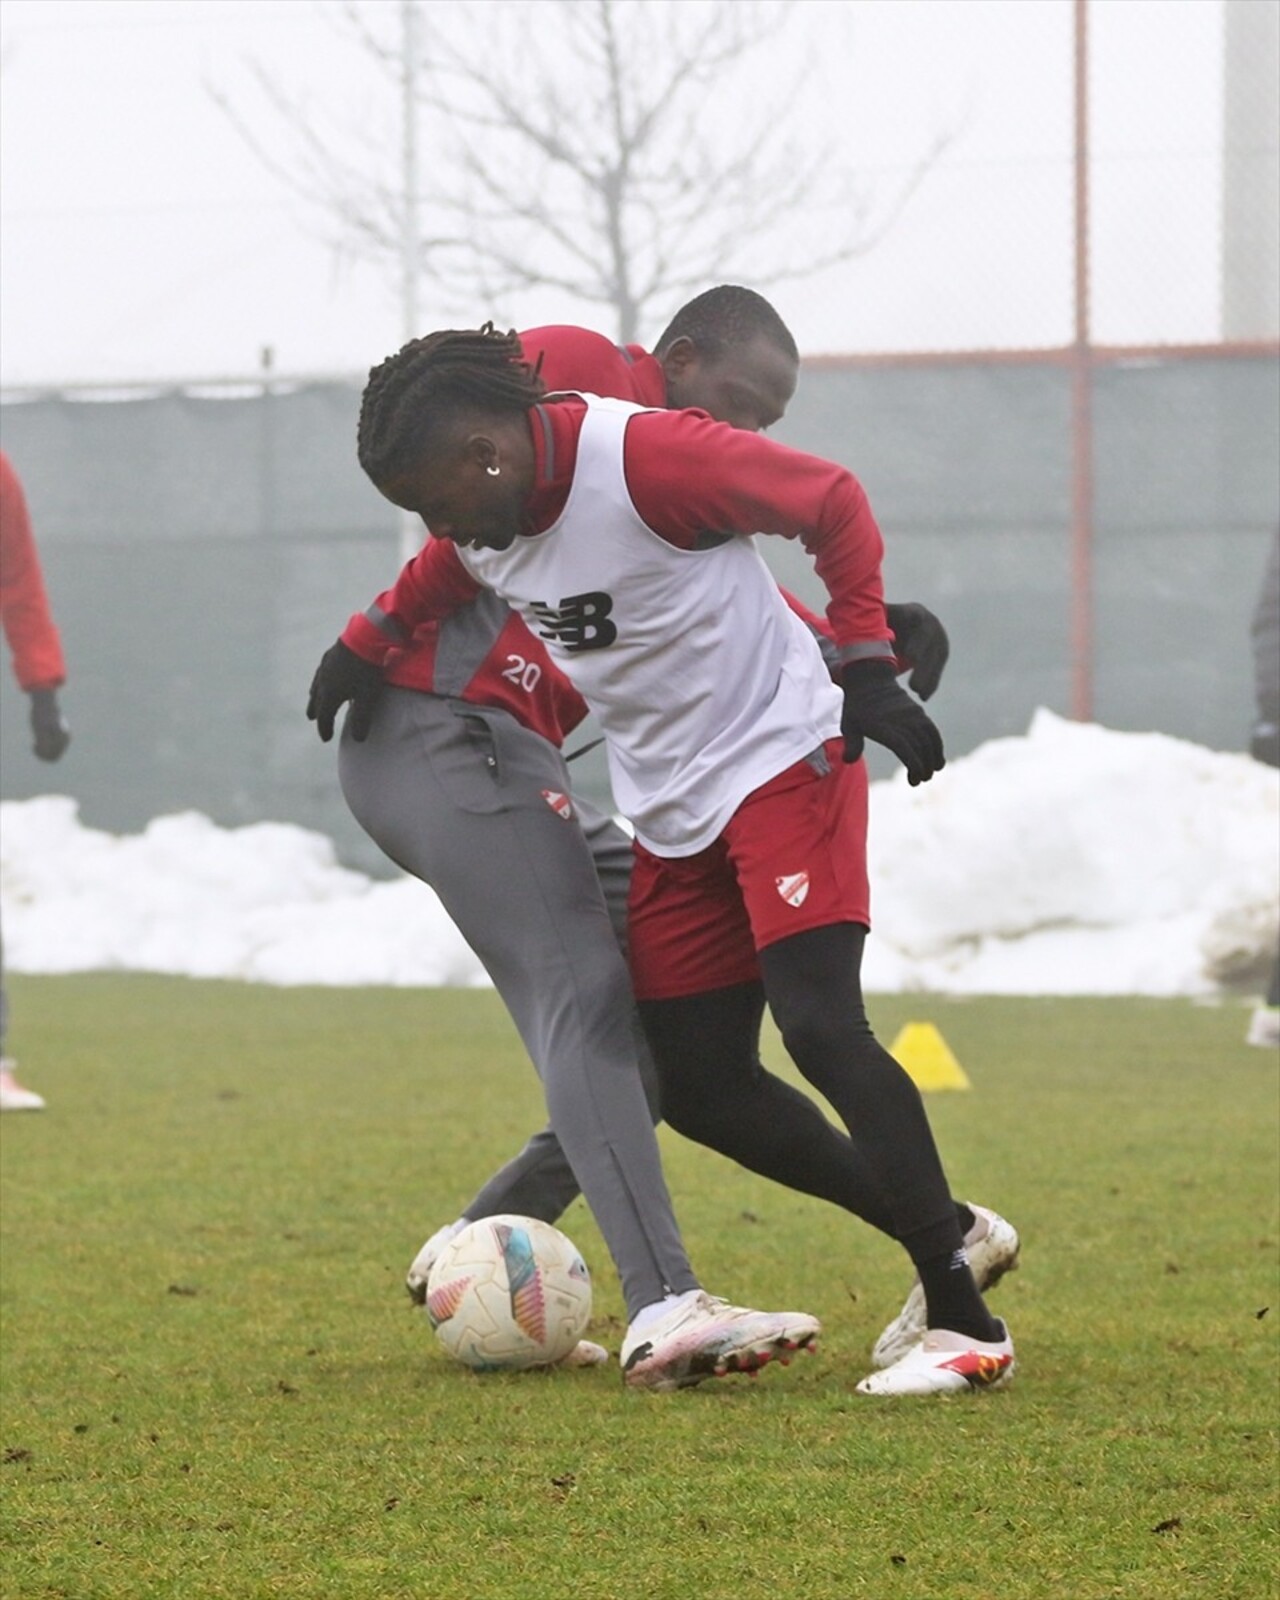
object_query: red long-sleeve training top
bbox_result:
[0,451,66,693]
[344,395,891,734]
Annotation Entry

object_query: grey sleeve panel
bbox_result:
[530,404,556,480]
[364,602,412,643]
[1251,528,1280,726]
[433,590,520,699]
[795,616,841,674]
[837,639,896,666]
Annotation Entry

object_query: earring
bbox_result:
[486,464,501,477]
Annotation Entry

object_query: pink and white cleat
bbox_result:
[871,1204,1020,1370]
[621,1291,820,1392]
[857,1322,1015,1397]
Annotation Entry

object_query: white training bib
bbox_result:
[458,395,842,855]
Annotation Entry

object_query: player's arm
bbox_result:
[307,539,485,742]
[344,538,484,662]
[624,411,945,784]
[624,407,889,646]
[0,455,71,761]
[779,586,840,674]
[0,459,66,692]
[781,585,949,701]
[1250,531,1280,767]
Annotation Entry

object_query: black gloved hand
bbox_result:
[840,658,945,785]
[1250,720,1280,769]
[29,688,70,762]
[306,639,385,743]
[885,601,949,701]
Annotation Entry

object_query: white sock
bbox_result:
[628,1287,702,1336]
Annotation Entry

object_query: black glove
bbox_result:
[885,601,949,701]
[841,658,945,785]
[29,688,70,762]
[306,639,385,743]
[1250,720,1280,769]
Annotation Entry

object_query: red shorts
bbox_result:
[627,740,870,1001]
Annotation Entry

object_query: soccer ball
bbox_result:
[424,1215,593,1371]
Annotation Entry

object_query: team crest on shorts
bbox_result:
[541,789,573,820]
[775,871,810,907]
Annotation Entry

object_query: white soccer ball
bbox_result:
[424,1215,593,1371]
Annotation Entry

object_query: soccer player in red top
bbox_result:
[0,450,72,1113]
[314,292,975,1390]
[315,322,1020,1396]
[319,303,848,1390]
[327,292,944,1290]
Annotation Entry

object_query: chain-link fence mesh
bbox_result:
[1,1,1277,870]
[776,0,1276,355]
[2,348,1276,873]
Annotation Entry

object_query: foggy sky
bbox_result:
[0,0,1228,386]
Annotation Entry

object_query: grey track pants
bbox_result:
[462,796,666,1223]
[337,687,697,1318]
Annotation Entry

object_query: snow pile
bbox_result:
[863,711,1277,994]
[0,803,486,989]
[3,712,1276,996]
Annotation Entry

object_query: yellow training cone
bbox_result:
[889,1022,972,1092]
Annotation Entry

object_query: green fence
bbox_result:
[2,353,1276,875]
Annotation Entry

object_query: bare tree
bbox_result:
[212,0,953,344]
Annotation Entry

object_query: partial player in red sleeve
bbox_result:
[336,322,1019,1399]
[0,450,72,1114]
[1245,526,1280,1049]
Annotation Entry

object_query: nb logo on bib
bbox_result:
[532,592,617,652]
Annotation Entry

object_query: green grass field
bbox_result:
[1,976,1277,1599]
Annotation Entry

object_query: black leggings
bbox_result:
[638,924,963,1266]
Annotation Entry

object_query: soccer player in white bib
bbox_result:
[310,291,990,1389]
[328,324,1018,1397]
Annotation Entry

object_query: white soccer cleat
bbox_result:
[871,1203,1020,1371]
[0,1062,45,1113]
[1246,1005,1280,1049]
[405,1219,467,1305]
[620,1291,820,1393]
[559,1339,610,1368]
[856,1321,1015,1397]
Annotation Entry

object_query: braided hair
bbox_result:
[652,286,797,364]
[357,324,546,485]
